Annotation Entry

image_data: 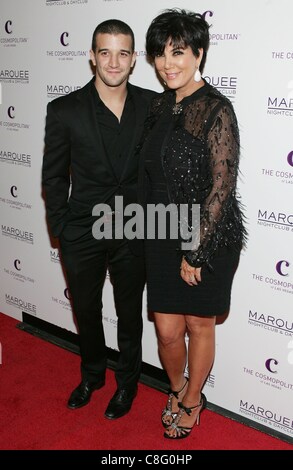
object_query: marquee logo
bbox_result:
[1,225,34,244]
[0,187,32,211]
[0,20,29,48]
[46,31,87,61]
[50,248,60,263]
[261,151,293,186]
[204,75,237,103]
[267,95,293,117]
[0,149,31,167]
[3,259,35,284]
[46,0,88,6]
[0,106,30,132]
[248,310,293,336]
[239,400,293,435]
[257,209,293,232]
[5,294,36,315]
[47,84,81,99]
[0,69,29,85]
[205,373,215,388]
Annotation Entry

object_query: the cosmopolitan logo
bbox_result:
[46,0,88,5]
[3,260,35,284]
[204,75,237,103]
[0,186,32,211]
[267,96,293,117]
[200,10,240,47]
[5,294,36,315]
[47,84,81,99]
[243,360,293,392]
[272,51,293,60]
[46,32,87,61]
[0,21,29,47]
[1,225,34,244]
[50,249,60,263]
[103,314,117,329]
[0,106,30,132]
[252,263,293,295]
[0,69,29,84]
[239,399,293,435]
[51,290,71,311]
[261,151,293,186]
[248,310,293,336]
[257,209,293,232]
[0,149,31,167]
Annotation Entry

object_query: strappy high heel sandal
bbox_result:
[164,392,207,439]
[161,378,188,428]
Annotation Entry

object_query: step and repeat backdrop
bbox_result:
[0,0,292,440]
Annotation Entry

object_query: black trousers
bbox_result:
[59,234,145,390]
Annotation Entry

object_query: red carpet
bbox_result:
[0,312,292,451]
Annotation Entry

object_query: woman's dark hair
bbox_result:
[146,8,210,72]
[92,19,135,53]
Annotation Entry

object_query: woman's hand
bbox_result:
[180,257,202,286]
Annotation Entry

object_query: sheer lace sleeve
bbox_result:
[184,102,244,268]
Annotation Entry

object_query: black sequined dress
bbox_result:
[140,81,246,316]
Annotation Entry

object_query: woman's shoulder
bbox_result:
[205,84,235,111]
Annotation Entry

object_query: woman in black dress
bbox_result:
[140,9,246,439]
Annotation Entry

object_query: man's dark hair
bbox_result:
[92,19,135,52]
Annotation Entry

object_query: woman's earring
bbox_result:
[194,68,201,82]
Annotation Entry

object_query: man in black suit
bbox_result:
[42,19,156,420]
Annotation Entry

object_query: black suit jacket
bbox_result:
[42,78,156,243]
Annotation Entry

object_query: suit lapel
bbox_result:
[119,84,147,181]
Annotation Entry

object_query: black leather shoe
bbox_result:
[67,379,105,410]
[104,387,137,420]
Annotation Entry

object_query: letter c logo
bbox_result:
[64,288,71,300]
[5,20,12,34]
[60,32,69,47]
[8,106,15,119]
[288,151,293,167]
[10,186,17,198]
[276,260,290,276]
[14,259,21,271]
[265,358,278,373]
[202,10,213,22]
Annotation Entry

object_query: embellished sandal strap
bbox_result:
[178,397,203,416]
[168,377,188,399]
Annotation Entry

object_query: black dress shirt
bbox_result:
[91,81,135,179]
